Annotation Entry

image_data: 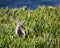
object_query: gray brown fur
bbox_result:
[16,21,25,37]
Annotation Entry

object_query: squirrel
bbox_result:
[15,21,25,37]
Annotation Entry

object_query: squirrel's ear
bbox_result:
[18,21,24,26]
[19,21,25,23]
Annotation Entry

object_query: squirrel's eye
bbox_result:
[21,25,23,28]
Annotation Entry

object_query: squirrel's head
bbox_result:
[18,21,24,28]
